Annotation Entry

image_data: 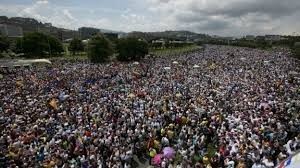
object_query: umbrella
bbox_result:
[193,65,200,68]
[154,140,160,149]
[128,93,135,98]
[175,93,182,98]
[164,67,171,70]
[49,98,58,110]
[181,116,187,124]
[289,71,299,75]
[172,61,179,64]
[203,156,210,164]
[133,61,139,65]
[59,92,70,101]
[167,130,174,139]
[163,147,176,159]
[259,103,269,110]
[132,71,141,76]
[152,154,163,166]
[149,148,157,157]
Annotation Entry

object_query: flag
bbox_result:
[49,98,58,110]
[31,75,38,85]
[209,63,217,70]
[16,80,24,87]
[276,152,300,168]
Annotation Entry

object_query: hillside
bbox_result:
[0,16,78,40]
[0,16,209,42]
[127,30,209,42]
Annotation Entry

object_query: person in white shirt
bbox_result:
[224,158,235,168]
[251,162,265,168]
[262,156,274,168]
[285,139,296,155]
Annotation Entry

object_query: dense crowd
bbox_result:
[0,45,300,168]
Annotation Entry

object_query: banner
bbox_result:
[277,152,300,168]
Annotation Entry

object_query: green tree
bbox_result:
[116,38,149,61]
[16,32,63,57]
[69,38,84,55]
[0,36,9,52]
[87,35,113,63]
[292,42,300,59]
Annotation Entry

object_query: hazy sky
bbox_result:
[1,0,300,36]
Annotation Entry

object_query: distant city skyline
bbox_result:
[0,0,300,36]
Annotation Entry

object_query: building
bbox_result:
[265,35,282,41]
[152,39,166,44]
[78,27,100,39]
[256,36,265,40]
[0,24,23,37]
[245,35,255,41]
[118,33,128,39]
[44,23,52,28]
[104,33,118,42]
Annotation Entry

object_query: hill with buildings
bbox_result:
[127,31,210,42]
[0,16,78,40]
[0,16,297,45]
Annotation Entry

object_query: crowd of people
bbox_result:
[0,45,300,168]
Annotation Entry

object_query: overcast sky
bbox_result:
[1,0,300,36]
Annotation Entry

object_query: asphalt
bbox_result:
[133,155,152,168]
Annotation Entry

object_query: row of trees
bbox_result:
[73,35,149,62]
[199,39,272,49]
[150,41,194,49]
[200,38,300,58]
[0,36,9,52]
[16,32,64,57]
[0,32,149,63]
[292,42,300,59]
[117,38,148,61]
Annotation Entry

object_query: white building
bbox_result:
[0,24,23,37]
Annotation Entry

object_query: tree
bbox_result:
[16,32,63,57]
[292,42,300,59]
[0,36,9,52]
[87,35,113,63]
[116,38,149,61]
[69,38,84,55]
[150,42,163,49]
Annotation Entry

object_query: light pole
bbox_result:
[47,36,52,57]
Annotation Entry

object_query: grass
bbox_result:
[27,45,202,61]
[49,52,88,61]
[150,45,202,57]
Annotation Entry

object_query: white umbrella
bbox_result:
[172,61,179,64]
[164,67,171,70]
[175,93,182,97]
[289,71,299,75]
[133,62,139,65]
[193,65,200,68]
[128,93,135,98]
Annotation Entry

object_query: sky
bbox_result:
[0,0,300,36]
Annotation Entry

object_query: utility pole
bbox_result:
[47,36,52,57]
[4,24,8,36]
[202,44,205,58]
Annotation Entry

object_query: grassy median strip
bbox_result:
[150,45,201,56]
